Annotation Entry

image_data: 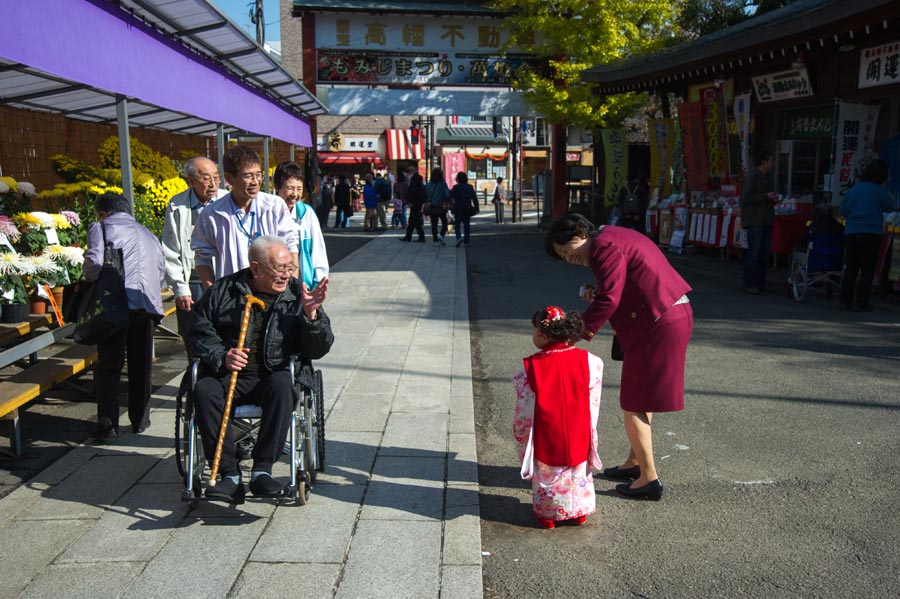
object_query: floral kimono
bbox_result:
[513,343,603,522]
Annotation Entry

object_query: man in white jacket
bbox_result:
[162,156,227,337]
[273,161,329,290]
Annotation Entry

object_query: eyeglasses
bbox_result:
[197,174,220,185]
[264,263,297,276]
[239,172,264,183]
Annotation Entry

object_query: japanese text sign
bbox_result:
[752,68,813,103]
[858,41,900,89]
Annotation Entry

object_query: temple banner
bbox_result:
[601,129,628,207]
[832,102,880,204]
[649,119,675,199]
[678,102,709,192]
[700,86,730,188]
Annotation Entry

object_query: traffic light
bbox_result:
[411,128,420,145]
[492,116,501,139]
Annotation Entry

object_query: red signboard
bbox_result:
[678,102,709,192]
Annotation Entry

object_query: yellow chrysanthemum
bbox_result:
[0,176,18,191]
[51,214,72,229]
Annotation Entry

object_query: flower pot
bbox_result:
[52,286,65,312]
[29,296,49,315]
[0,302,29,323]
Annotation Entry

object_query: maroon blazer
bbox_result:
[582,226,691,350]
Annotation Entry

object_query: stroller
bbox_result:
[788,207,844,302]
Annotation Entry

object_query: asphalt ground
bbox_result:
[467,222,900,598]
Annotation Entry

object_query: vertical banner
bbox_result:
[832,102,881,204]
[649,119,675,200]
[443,152,466,188]
[678,102,709,192]
[700,86,730,188]
[733,93,752,178]
[672,118,685,194]
[601,128,628,207]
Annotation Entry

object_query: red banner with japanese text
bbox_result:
[678,102,709,192]
[700,86,730,188]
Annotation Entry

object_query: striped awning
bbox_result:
[385,129,424,161]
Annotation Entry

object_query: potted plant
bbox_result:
[0,252,30,323]
[19,255,62,315]
[41,244,84,310]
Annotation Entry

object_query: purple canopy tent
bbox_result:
[1,0,324,202]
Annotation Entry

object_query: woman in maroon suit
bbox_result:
[545,214,692,500]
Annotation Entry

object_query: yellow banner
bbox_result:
[649,119,675,199]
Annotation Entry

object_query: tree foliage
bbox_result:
[676,0,797,38]
[491,0,680,127]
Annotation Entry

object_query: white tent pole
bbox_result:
[217,125,225,187]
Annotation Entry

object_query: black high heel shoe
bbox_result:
[615,479,663,501]
[603,465,640,480]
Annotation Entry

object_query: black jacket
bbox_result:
[187,269,334,376]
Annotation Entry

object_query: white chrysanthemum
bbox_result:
[62,246,85,264]
[22,254,61,275]
[17,182,36,196]
[0,181,9,193]
[0,252,26,276]
[29,211,56,228]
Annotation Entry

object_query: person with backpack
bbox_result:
[616,173,649,232]
[374,172,391,230]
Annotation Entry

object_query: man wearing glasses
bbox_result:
[192,145,299,289]
[187,235,332,501]
[162,156,228,338]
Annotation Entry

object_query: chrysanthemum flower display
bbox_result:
[0,216,21,243]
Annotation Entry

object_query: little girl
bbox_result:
[512,306,603,529]
[391,196,404,228]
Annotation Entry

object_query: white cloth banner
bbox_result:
[832,102,881,204]
[733,93,752,178]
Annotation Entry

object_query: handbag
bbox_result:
[611,335,624,361]
[72,224,129,345]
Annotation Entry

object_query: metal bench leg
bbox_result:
[1,409,22,458]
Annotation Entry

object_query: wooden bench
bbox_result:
[0,343,98,456]
[0,314,53,347]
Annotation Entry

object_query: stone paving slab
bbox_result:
[18,561,145,599]
[359,456,445,521]
[335,519,442,599]
[0,519,94,598]
[231,563,339,599]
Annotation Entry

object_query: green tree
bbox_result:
[676,0,798,39]
[491,0,680,128]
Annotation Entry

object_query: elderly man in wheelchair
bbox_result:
[184,235,333,504]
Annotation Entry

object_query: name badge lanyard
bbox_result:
[234,203,260,247]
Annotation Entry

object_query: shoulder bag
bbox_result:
[73,223,129,345]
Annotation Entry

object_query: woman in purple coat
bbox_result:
[545,214,692,501]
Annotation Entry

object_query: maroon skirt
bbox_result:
[619,302,693,413]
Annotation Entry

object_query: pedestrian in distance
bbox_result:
[83,192,165,441]
[393,171,408,227]
[333,173,352,228]
[374,171,391,230]
[513,306,604,529]
[838,158,896,311]
[493,177,507,224]
[450,171,479,247]
[362,173,378,232]
[317,174,334,230]
[400,163,427,243]
[425,167,451,246]
[740,150,779,295]
[545,215,693,501]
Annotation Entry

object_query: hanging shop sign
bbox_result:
[700,86,730,188]
[733,93,752,178]
[832,102,881,203]
[601,129,628,207]
[678,102,709,192]
[565,152,581,163]
[858,41,900,89]
[315,14,538,86]
[776,105,833,139]
[316,135,378,152]
[649,119,675,199]
[752,68,813,103]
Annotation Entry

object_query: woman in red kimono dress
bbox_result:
[545,215,693,501]
[513,306,603,528]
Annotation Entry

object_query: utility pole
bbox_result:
[249,0,264,46]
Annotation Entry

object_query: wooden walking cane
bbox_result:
[208,294,266,487]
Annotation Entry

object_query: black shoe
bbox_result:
[205,477,246,503]
[91,425,119,444]
[248,473,284,498]
[603,464,640,480]
[131,422,149,434]
[615,479,663,501]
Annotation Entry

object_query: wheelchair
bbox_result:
[788,219,844,303]
[175,357,325,507]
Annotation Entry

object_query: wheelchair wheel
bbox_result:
[174,386,190,479]
[791,263,809,302]
[314,369,325,472]
[175,387,205,503]
[302,389,318,484]
[293,471,311,506]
